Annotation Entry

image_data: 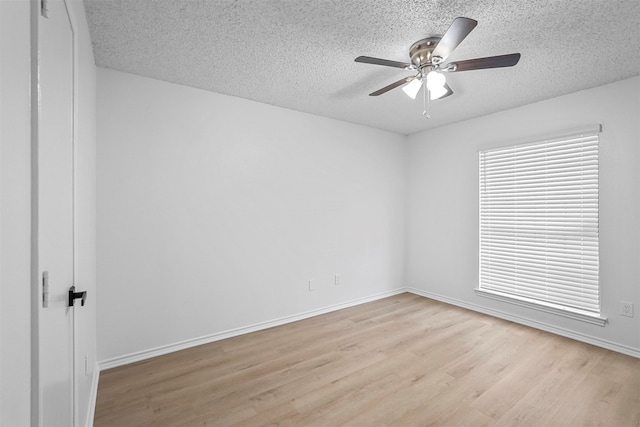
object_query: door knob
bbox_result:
[68,286,87,307]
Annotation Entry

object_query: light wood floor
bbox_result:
[95,293,640,426]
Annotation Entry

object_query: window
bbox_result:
[477,127,604,325]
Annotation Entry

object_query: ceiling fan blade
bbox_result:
[431,17,478,63]
[446,53,521,72]
[355,56,414,70]
[369,76,415,96]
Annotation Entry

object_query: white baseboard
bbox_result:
[86,362,99,427]
[98,288,407,370]
[407,287,640,359]
[98,286,639,372]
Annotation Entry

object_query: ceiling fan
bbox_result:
[355,17,521,115]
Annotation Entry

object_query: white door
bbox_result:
[37,0,78,425]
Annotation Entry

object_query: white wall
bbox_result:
[0,1,32,425]
[96,68,407,363]
[407,77,640,355]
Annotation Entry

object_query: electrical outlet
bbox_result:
[308,279,315,291]
[620,301,634,317]
[335,274,341,285]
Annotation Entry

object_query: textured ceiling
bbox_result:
[84,0,640,135]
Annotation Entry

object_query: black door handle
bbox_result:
[68,286,87,307]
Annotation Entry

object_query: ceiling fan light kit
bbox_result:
[355,17,521,118]
[401,72,448,101]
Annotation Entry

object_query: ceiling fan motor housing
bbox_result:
[409,37,442,70]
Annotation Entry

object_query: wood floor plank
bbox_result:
[95,293,640,426]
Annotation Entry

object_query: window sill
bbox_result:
[474,289,607,327]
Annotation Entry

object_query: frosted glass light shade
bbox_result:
[429,85,449,100]
[426,71,447,100]
[426,71,446,90]
[402,78,423,99]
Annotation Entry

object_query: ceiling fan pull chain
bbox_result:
[423,85,431,118]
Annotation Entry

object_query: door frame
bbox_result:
[31,0,78,425]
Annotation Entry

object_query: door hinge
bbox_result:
[42,271,49,308]
[41,0,49,18]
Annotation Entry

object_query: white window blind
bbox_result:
[479,129,600,317]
